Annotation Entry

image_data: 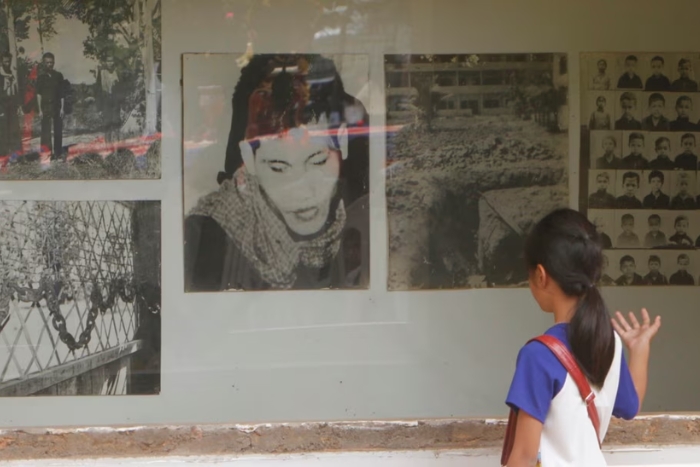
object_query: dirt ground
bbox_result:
[386,115,568,290]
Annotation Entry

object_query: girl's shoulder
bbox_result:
[515,324,571,379]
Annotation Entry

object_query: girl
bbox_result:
[504,208,661,466]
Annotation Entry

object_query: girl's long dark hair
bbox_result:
[524,208,614,387]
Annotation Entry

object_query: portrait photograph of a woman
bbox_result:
[182,53,370,292]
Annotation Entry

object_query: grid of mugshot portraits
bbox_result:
[588,167,700,211]
[600,249,700,287]
[588,209,700,250]
[584,53,700,136]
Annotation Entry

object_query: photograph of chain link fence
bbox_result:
[385,53,570,290]
[0,200,160,396]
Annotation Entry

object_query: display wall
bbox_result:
[0,0,699,428]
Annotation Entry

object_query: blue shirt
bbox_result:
[506,323,638,424]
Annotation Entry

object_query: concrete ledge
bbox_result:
[0,414,698,461]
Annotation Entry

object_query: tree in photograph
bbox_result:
[68,0,160,137]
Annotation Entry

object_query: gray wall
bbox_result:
[1,0,699,428]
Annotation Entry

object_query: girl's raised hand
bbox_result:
[611,308,661,351]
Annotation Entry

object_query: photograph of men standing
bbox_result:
[0,53,21,157]
[36,52,65,160]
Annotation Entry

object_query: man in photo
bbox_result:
[588,95,611,130]
[669,253,695,285]
[620,132,648,169]
[644,255,668,285]
[591,59,610,91]
[641,93,670,131]
[649,136,675,170]
[643,170,670,209]
[36,52,66,160]
[615,254,645,286]
[617,213,640,248]
[616,171,643,209]
[675,133,698,171]
[615,92,642,130]
[595,135,620,169]
[669,215,693,246]
[588,171,616,208]
[671,58,698,92]
[643,214,667,248]
[670,95,699,131]
[670,171,696,210]
[645,56,671,91]
[617,55,643,89]
[591,59,611,90]
[593,216,613,248]
[0,52,22,157]
[96,54,122,143]
[598,254,616,286]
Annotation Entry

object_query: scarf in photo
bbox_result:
[190,167,346,289]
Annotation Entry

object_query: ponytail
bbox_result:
[568,285,615,387]
[524,208,616,388]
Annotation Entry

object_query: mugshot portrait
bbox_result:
[182,53,370,292]
[589,131,621,169]
[615,169,644,209]
[588,210,615,249]
[585,92,616,131]
[587,170,617,209]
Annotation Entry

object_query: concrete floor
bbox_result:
[2,446,700,466]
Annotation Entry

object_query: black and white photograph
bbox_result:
[646,134,676,170]
[662,250,699,286]
[384,53,569,290]
[588,210,614,249]
[605,250,646,286]
[0,0,161,180]
[589,130,621,169]
[639,92,675,131]
[615,170,643,209]
[587,170,617,209]
[580,52,700,287]
[0,200,161,396]
[182,53,370,292]
[614,211,642,249]
[640,170,673,209]
[620,131,650,169]
[670,170,697,209]
[674,132,700,170]
[584,91,615,131]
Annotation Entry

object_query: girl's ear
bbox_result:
[239,140,256,175]
[535,264,548,289]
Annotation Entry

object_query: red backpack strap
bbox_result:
[500,407,518,466]
[501,335,603,466]
[529,335,601,447]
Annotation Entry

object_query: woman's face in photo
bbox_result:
[252,124,342,236]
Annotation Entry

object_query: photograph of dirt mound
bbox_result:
[385,53,570,290]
